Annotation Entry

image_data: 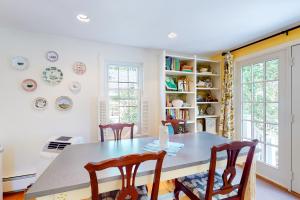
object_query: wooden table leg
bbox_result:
[245,158,256,200]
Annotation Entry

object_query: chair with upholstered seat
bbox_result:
[99,123,134,142]
[85,150,166,200]
[174,140,258,200]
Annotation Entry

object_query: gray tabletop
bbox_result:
[26,132,231,199]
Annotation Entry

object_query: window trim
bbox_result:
[105,61,144,134]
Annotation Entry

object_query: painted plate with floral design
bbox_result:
[33,97,48,111]
[55,96,73,111]
[11,56,29,70]
[73,62,86,75]
[22,79,37,92]
[42,67,63,85]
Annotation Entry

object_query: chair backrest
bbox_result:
[161,119,186,135]
[99,123,134,142]
[85,150,166,200]
[205,140,258,200]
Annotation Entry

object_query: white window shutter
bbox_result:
[141,100,149,135]
[98,100,107,125]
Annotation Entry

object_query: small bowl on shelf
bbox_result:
[172,99,184,107]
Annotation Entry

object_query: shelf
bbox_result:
[186,120,195,124]
[197,102,220,104]
[196,58,220,63]
[165,91,195,94]
[196,73,219,77]
[196,87,220,90]
[165,107,195,109]
[196,115,220,119]
[165,70,194,76]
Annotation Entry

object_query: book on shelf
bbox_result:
[165,56,180,71]
[166,109,190,121]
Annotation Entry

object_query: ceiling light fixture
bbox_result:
[168,32,177,39]
[77,14,90,23]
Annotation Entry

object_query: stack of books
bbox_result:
[165,56,180,71]
[166,109,190,120]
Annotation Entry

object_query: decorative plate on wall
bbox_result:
[69,81,81,94]
[33,97,48,111]
[73,62,86,75]
[46,51,59,62]
[42,67,63,85]
[11,56,29,70]
[21,79,37,92]
[55,96,73,111]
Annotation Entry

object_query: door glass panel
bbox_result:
[240,58,279,168]
[253,103,264,122]
[266,145,278,167]
[266,81,278,102]
[242,103,252,120]
[266,103,278,124]
[242,121,252,139]
[253,83,264,102]
[253,63,264,82]
[256,143,264,162]
[242,84,252,102]
[266,59,279,81]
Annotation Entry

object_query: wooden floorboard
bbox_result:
[4,177,300,200]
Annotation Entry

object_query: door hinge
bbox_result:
[291,57,295,68]
[291,171,294,181]
[291,114,295,124]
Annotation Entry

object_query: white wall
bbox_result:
[0,27,161,178]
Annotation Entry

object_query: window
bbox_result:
[107,63,142,135]
[241,59,279,167]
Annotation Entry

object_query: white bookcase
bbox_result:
[160,50,221,133]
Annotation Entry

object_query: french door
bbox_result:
[236,50,291,188]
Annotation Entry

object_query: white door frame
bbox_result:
[234,47,292,189]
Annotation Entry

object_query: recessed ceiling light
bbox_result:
[77,14,90,23]
[168,32,177,39]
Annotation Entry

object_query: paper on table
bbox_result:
[143,140,184,156]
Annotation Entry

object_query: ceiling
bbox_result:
[1,0,300,55]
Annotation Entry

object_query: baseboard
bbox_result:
[3,174,36,193]
[256,173,300,198]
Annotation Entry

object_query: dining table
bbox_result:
[25,132,256,200]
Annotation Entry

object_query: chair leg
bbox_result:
[174,179,181,200]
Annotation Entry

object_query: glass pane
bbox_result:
[266,59,279,81]
[128,100,138,106]
[119,83,129,89]
[256,143,264,162]
[108,89,118,98]
[108,66,118,82]
[254,122,264,142]
[108,82,118,89]
[120,107,138,123]
[242,84,252,102]
[266,103,278,123]
[266,124,278,145]
[119,66,128,82]
[129,67,138,83]
[242,103,252,120]
[129,83,138,89]
[129,89,138,98]
[266,145,278,167]
[120,100,129,106]
[253,63,264,82]
[242,66,252,83]
[242,121,252,139]
[253,103,264,122]
[253,83,264,102]
[266,81,278,102]
[109,105,119,123]
[119,89,129,98]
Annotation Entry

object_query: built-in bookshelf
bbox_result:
[160,51,221,133]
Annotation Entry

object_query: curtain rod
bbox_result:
[221,24,300,56]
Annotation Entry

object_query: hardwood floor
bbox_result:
[4,177,300,200]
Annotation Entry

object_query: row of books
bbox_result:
[165,56,180,71]
[166,109,190,120]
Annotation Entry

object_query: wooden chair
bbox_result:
[84,150,167,200]
[161,119,187,135]
[174,139,258,200]
[99,123,134,142]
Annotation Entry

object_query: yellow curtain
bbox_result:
[219,53,235,139]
